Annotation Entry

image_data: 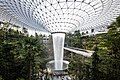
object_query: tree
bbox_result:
[90,47,100,80]
[66,30,87,80]
[104,16,120,80]
[65,30,83,48]
[0,22,47,80]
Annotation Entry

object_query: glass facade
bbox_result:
[0,0,120,33]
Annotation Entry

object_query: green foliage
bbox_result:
[65,30,86,80]
[103,16,120,80]
[65,30,83,48]
[0,23,47,80]
[66,16,120,80]
[0,16,120,80]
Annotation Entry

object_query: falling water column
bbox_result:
[52,33,65,70]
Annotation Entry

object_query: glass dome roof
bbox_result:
[0,0,120,33]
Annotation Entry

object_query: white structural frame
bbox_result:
[0,0,120,33]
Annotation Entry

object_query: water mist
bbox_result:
[52,33,65,70]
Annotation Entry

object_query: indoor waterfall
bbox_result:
[52,33,65,70]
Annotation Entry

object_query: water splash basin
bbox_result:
[46,60,69,71]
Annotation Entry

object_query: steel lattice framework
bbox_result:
[0,0,120,33]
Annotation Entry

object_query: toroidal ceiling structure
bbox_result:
[0,0,120,71]
[0,0,120,33]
